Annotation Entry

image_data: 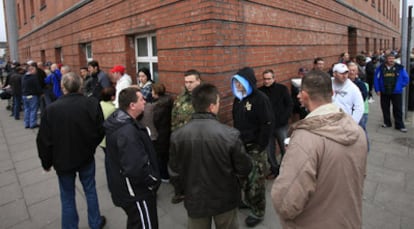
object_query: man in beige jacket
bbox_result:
[271,70,368,229]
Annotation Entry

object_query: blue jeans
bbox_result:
[22,95,39,128]
[359,113,370,152]
[13,95,22,119]
[58,160,102,229]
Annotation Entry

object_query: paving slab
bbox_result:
[18,166,55,187]
[365,163,405,188]
[374,183,414,218]
[22,177,59,206]
[362,201,400,229]
[0,169,18,188]
[0,159,13,173]
[14,157,41,174]
[0,183,23,206]
[0,199,29,229]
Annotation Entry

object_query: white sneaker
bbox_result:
[368,98,375,103]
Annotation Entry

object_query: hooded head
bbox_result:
[231,67,256,100]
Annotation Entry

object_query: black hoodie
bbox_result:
[232,67,274,151]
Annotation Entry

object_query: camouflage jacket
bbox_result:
[171,90,194,131]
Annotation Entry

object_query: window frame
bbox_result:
[84,43,93,63]
[135,33,158,82]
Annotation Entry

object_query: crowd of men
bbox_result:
[0,48,410,229]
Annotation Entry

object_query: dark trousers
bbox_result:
[380,93,405,129]
[121,195,158,229]
[188,208,239,229]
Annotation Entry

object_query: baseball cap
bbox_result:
[110,65,125,74]
[333,63,349,74]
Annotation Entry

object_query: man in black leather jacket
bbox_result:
[169,83,252,229]
[104,87,160,229]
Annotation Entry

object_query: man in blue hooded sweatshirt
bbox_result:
[232,67,274,227]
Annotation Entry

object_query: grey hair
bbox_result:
[61,65,71,73]
[62,72,82,93]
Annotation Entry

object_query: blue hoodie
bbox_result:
[232,74,253,100]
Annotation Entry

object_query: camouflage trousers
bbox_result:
[242,145,269,218]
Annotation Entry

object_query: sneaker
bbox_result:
[368,98,375,103]
[398,128,407,133]
[161,178,170,183]
[245,215,263,227]
[381,124,391,128]
[171,194,185,204]
[99,215,106,229]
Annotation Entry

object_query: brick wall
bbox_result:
[14,0,401,122]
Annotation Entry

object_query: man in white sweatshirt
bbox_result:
[332,63,364,123]
[110,65,132,108]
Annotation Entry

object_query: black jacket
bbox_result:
[36,93,104,174]
[169,113,252,218]
[259,82,293,128]
[104,109,160,207]
[9,72,23,96]
[22,73,42,96]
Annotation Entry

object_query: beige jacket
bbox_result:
[271,103,367,229]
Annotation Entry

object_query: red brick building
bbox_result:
[11,0,400,121]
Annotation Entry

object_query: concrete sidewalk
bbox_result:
[0,93,413,229]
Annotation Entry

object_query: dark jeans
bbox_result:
[380,93,405,129]
[266,125,288,175]
[13,95,22,119]
[57,160,102,229]
[121,195,158,229]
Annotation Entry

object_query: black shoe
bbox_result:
[245,216,263,227]
[99,215,106,229]
[381,124,391,128]
[30,124,39,129]
[171,194,185,204]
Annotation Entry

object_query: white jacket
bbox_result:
[332,78,364,123]
[114,74,132,108]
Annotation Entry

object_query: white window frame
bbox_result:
[85,43,93,63]
[135,34,158,81]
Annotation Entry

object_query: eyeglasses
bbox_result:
[263,78,273,81]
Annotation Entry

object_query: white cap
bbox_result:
[333,63,349,73]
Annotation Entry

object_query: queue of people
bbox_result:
[0,49,407,229]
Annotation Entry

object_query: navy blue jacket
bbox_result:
[104,109,160,206]
[22,73,42,96]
